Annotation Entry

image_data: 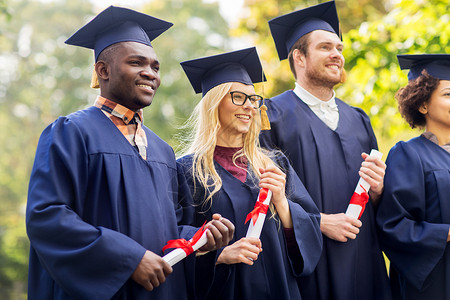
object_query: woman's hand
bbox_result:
[216,237,262,265]
[259,166,292,228]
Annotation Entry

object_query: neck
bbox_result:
[425,125,450,145]
[296,78,334,101]
[216,132,244,148]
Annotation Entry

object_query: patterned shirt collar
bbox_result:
[94,96,148,160]
[94,96,144,125]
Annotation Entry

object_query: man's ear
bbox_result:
[292,49,306,67]
[95,61,109,81]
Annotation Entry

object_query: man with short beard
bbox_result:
[260,1,391,300]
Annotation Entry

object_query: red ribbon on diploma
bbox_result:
[162,221,207,256]
[245,188,270,225]
[349,187,369,219]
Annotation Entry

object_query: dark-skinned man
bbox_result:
[26,6,234,299]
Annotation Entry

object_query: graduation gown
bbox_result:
[26,106,197,300]
[260,90,392,300]
[177,153,322,300]
[376,136,450,300]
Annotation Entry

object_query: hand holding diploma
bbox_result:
[345,149,384,219]
[162,214,235,266]
[162,221,209,266]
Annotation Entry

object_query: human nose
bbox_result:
[242,96,256,109]
[330,48,344,60]
[140,66,158,80]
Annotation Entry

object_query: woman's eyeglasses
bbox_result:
[229,91,263,108]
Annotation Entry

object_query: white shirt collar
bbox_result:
[293,82,337,107]
[293,82,339,130]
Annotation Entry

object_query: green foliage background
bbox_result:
[0,0,448,298]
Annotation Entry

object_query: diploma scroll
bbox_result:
[245,188,272,238]
[162,223,208,266]
[345,149,383,219]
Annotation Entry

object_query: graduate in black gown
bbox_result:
[26,6,234,299]
[376,54,450,300]
[259,1,391,299]
[176,47,322,300]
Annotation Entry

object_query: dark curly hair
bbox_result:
[396,70,440,129]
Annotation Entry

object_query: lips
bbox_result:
[136,81,156,92]
[137,84,154,91]
[235,114,251,120]
[327,64,340,70]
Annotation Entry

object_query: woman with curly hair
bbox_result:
[176,47,322,300]
[376,54,450,300]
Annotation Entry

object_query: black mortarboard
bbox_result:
[65,6,173,61]
[268,1,339,61]
[397,54,450,81]
[180,47,266,96]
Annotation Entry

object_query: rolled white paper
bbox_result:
[162,229,208,266]
[246,189,272,238]
[345,149,383,219]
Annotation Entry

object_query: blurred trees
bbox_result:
[0,1,95,298]
[233,0,450,153]
[0,0,449,298]
[337,0,450,153]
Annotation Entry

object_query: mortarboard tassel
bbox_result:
[90,68,100,89]
[260,100,271,130]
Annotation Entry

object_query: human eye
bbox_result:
[128,57,145,66]
[233,93,244,100]
[248,95,260,102]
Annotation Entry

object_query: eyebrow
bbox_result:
[127,55,160,65]
[317,41,343,47]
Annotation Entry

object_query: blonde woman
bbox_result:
[176,47,322,300]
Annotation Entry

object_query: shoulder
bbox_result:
[177,154,194,165]
[266,90,296,107]
[64,106,103,125]
[45,107,105,138]
[176,154,194,172]
[386,137,423,165]
[336,98,370,120]
[41,107,99,138]
[264,149,291,173]
[265,90,305,123]
[142,125,172,149]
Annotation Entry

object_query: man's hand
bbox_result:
[131,250,172,291]
[216,237,262,265]
[199,213,235,252]
[360,152,386,206]
[320,213,362,242]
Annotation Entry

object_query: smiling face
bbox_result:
[421,80,450,135]
[216,82,257,147]
[299,30,344,90]
[98,41,161,111]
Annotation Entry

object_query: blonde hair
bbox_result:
[179,82,275,207]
